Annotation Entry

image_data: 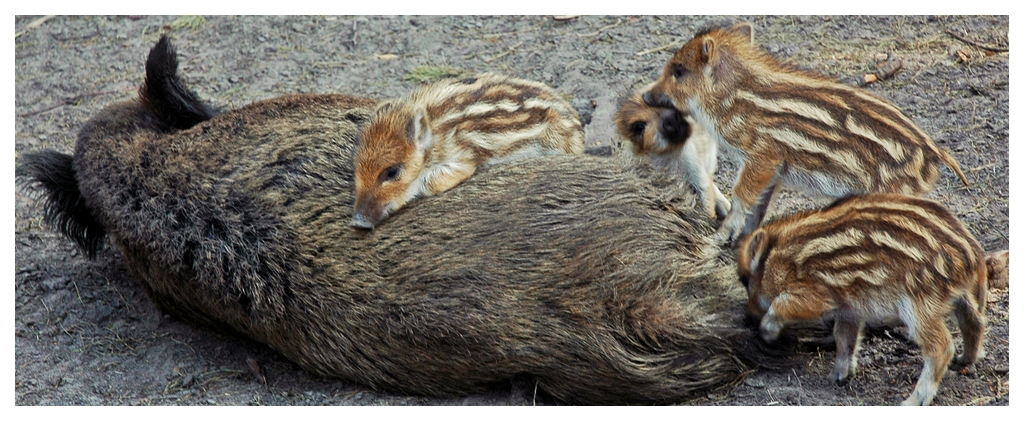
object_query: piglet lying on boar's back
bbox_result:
[17,35,791,405]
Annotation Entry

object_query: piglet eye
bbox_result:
[630,121,647,136]
[380,164,402,183]
[671,63,687,79]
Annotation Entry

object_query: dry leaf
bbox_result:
[873,53,889,61]
[246,357,267,384]
[863,73,879,84]
[957,50,971,63]
[375,54,399,61]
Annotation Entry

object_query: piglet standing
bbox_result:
[736,193,989,406]
[644,23,969,244]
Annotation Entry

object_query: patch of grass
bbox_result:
[169,15,206,31]
[403,65,465,84]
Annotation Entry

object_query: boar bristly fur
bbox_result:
[17,36,793,405]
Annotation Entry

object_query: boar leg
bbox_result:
[830,310,864,383]
[718,159,784,245]
[423,160,478,196]
[900,310,954,406]
[953,290,987,366]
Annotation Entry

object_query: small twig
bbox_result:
[483,41,523,63]
[169,336,201,359]
[636,39,683,56]
[480,28,536,39]
[19,90,125,117]
[532,380,538,406]
[578,18,621,38]
[945,30,1009,53]
[564,59,585,71]
[344,19,358,51]
[968,163,998,172]
[38,296,51,316]
[72,280,84,306]
[15,15,55,39]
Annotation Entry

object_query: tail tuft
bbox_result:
[17,151,106,258]
[139,35,218,131]
[940,148,970,187]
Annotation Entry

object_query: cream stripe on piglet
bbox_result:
[735,193,990,406]
[642,22,970,244]
[351,73,585,229]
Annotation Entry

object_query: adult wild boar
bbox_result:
[18,36,784,405]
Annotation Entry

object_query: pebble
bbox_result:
[744,377,767,388]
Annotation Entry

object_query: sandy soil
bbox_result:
[14,15,1008,406]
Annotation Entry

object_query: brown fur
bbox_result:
[644,22,970,244]
[736,193,989,405]
[16,38,794,405]
[985,250,1009,290]
[615,86,729,220]
[351,73,585,228]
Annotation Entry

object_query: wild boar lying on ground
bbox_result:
[17,36,789,405]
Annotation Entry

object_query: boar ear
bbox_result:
[407,109,433,153]
[700,38,716,64]
[732,22,755,45]
[745,230,769,274]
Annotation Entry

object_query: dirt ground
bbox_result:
[13,15,1009,406]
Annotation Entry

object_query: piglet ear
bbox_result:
[745,230,768,274]
[700,38,716,64]
[374,100,396,116]
[407,108,433,154]
[731,22,755,45]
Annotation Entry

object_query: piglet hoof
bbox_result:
[953,349,985,367]
[900,397,926,406]
[829,366,852,384]
[900,390,934,406]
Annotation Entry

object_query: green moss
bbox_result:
[169,15,207,31]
